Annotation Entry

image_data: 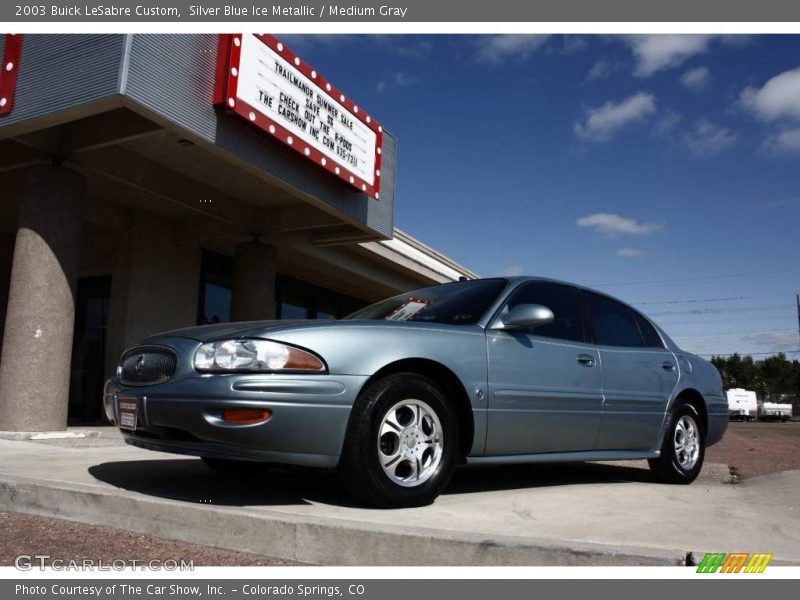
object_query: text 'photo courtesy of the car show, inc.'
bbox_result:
[0,0,799,595]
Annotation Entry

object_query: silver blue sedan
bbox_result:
[106,277,728,507]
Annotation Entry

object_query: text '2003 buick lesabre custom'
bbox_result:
[106,277,727,507]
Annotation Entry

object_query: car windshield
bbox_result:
[344,279,508,325]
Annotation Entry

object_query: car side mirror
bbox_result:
[498,304,555,330]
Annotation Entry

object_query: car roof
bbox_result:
[500,275,619,298]
[483,276,680,351]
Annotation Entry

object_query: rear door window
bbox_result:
[583,291,645,347]
[633,312,664,348]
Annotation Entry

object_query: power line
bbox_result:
[697,350,800,357]
[659,315,794,326]
[648,304,795,317]
[675,329,798,340]
[796,293,800,350]
[631,293,792,306]
[592,268,798,288]
[633,295,755,305]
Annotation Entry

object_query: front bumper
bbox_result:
[108,341,368,468]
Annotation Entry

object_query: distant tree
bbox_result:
[711,353,800,406]
[711,353,758,390]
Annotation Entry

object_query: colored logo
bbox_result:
[696,552,773,573]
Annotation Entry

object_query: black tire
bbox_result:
[201,456,269,477]
[648,400,705,484]
[338,372,459,508]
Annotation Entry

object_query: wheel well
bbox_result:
[674,388,708,435]
[362,358,474,460]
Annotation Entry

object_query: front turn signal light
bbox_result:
[221,408,272,424]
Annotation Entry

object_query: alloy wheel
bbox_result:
[674,414,700,470]
[377,399,444,487]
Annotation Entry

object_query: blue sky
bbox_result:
[282,34,800,358]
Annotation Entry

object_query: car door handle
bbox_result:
[577,354,596,367]
[662,362,676,371]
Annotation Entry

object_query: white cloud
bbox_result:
[761,127,800,156]
[764,197,800,208]
[684,118,737,157]
[740,66,800,122]
[676,329,791,357]
[501,264,525,277]
[573,92,656,143]
[624,35,713,77]
[742,331,800,351]
[680,66,711,90]
[585,59,615,82]
[279,34,351,51]
[739,67,800,156]
[576,213,663,237]
[367,35,433,59]
[620,35,749,78]
[652,108,682,138]
[651,112,735,157]
[616,248,645,257]
[476,34,551,63]
[718,35,753,48]
[376,72,417,93]
[561,35,587,54]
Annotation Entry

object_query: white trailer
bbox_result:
[759,402,793,422]
[726,388,758,421]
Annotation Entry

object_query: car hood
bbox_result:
[140,319,484,344]
[142,320,313,343]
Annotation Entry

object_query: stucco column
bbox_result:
[231,241,277,321]
[104,209,200,374]
[0,232,16,362]
[0,166,85,431]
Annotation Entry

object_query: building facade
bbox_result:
[0,34,474,430]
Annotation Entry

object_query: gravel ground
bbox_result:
[0,511,304,567]
[705,420,800,480]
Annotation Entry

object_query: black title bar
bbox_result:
[4,0,800,23]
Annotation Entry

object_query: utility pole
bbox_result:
[797,293,800,350]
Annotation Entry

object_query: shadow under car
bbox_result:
[88,458,657,509]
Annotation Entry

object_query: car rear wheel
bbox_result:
[648,400,705,484]
[339,372,458,508]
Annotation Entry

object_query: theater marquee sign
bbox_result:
[216,34,383,199]
[0,34,22,116]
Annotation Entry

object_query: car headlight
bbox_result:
[193,339,325,373]
[102,378,116,424]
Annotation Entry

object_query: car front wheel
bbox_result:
[648,401,705,484]
[339,372,458,508]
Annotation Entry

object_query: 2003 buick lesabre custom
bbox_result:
[105,277,727,507]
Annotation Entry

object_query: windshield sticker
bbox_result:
[384,298,431,321]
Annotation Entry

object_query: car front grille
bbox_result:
[119,347,177,386]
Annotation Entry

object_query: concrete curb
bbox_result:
[0,430,101,440]
[0,474,688,566]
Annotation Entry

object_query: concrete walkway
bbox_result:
[0,434,798,565]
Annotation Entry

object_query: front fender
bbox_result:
[267,324,488,453]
